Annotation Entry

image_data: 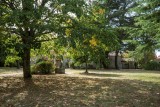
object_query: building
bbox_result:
[108,52,135,69]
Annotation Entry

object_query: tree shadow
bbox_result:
[80,72,122,78]
[0,77,42,107]
[83,69,160,74]
[112,69,160,74]
[1,75,160,107]
[93,79,160,107]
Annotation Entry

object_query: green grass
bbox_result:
[0,68,160,107]
[66,69,160,83]
[0,67,22,74]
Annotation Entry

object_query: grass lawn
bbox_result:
[0,68,160,107]
[0,67,22,74]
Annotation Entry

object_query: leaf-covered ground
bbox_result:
[0,68,160,107]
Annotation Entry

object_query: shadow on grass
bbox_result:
[80,69,160,74]
[80,72,122,78]
[0,75,160,107]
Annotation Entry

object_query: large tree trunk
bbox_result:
[115,50,119,69]
[23,47,32,79]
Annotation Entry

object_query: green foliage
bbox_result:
[31,61,55,74]
[0,32,22,67]
[126,0,160,66]
[128,45,155,67]
[4,56,21,67]
[56,1,120,70]
[144,61,160,70]
[0,0,86,48]
[0,0,86,78]
[4,35,22,67]
[31,56,54,74]
[36,56,49,64]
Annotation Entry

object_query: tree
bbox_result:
[127,0,160,66]
[57,1,119,73]
[101,0,137,69]
[0,0,85,79]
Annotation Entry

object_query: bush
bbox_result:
[36,56,49,64]
[144,61,160,70]
[31,61,55,74]
[55,68,65,74]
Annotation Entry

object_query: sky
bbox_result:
[155,49,160,58]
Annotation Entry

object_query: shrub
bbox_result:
[36,56,48,64]
[55,68,65,74]
[70,62,75,69]
[31,61,55,74]
[31,65,38,74]
[144,61,160,70]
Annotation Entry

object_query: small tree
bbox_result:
[61,3,119,73]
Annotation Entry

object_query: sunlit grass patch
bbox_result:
[0,67,22,74]
[67,69,160,83]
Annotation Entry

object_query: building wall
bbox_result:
[122,61,135,69]
[108,56,122,69]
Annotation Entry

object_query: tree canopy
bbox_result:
[127,0,160,65]
[0,0,86,78]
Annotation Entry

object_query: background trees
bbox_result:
[127,0,160,66]
[104,0,137,69]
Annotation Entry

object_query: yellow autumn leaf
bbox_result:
[99,9,105,14]
[66,19,72,24]
[89,37,97,46]
[65,29,71,37]
[122,53,129,58]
